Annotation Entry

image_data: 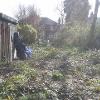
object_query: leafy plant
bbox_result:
[94,86,100,93]
[0,62,37,99]
[52,71,64,81]
[17,24,37,44]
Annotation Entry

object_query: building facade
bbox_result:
[39,17,58,42]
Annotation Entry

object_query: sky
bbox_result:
[0,0,98,22]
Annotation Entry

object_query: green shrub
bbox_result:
[45,47,58,59]
[52,71,64,81]
[87,50,100,65]
[94,86,100,93]
[54,22,90,48]
[17,24,37,44]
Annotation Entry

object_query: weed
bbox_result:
[52,71,64,81]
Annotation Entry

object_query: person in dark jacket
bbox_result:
[13,32,26,60]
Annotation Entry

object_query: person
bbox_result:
[13,32,32,60]
[13,32,26,60]
[25,46,32,58]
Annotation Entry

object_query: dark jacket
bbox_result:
[13,32,26,60]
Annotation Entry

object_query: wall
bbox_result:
[0,21,17,62]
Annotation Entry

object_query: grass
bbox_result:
[0,61,37,100]
[52,71,64,81]
[33,46,58,60]
[0,45,100,99]
[94,86,100,93]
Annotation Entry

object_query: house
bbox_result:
[0,13,17,62]
[39,17,58,41]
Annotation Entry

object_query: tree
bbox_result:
[88,0,100,48]
[17,24,37,44]
[64,0,90,22]
[57,1,65,24]
[15,5,27,23]
[15,5,40,29]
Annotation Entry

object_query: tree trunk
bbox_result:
[88,0,100,48]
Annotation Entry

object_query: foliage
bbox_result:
[52,71,64,81]
[94,86,100,93]
[54,22,90,48]
[88,50,100,65]
[0,62,37,99]
[87,0,100,48]
[53,19,100,49]
[64,0,90,22]
[32,45,59,60]
[19,92,47,100]
[1,42,100,100]
[44,47,59,59]
[15,5,40,29]
[17,24,37,44]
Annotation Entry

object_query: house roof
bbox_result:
[39,17,57,26]
[0,13,17,24]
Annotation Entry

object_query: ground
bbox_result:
[0,45,100,100]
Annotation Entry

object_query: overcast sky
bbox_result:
[0,0,98,21]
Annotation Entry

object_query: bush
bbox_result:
[54,22,90,48]
[87,50,100,65]
[94,86,100,93]
[17,24,37,44]
[52,71,64,81]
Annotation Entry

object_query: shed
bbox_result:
[0,13,17,62]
